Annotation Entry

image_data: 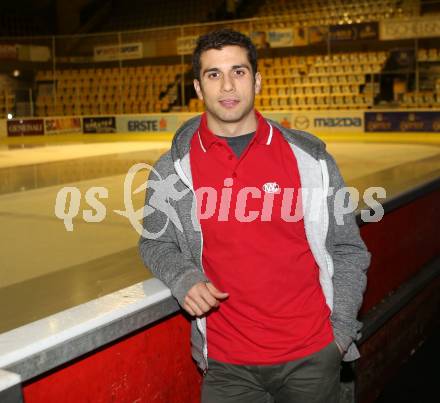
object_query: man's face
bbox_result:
[193,45,261,125]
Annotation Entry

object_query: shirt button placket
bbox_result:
[226,152,237,178]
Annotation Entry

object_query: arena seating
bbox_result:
[0,90,14,118]
[401,91,439,108]
[34,64,190,116]
[16,46,440,117]
[34,47,440,116]
[189,51,387,112]
[403,48,440,108]
[253,0,419,27]
[93,0,420,39]
[418,48,440,62]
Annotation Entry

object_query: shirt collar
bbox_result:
[197,109,273,152]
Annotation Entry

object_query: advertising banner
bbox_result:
[329,22,379,41]
[380,17,440,40]
[251,31,272,49]
[94,43,143,62]
[7,119,44,136]
[292,26,308,46]
[45,117,81,134]
[27,45,51,62]
[0,44,18,60]
[308,26,329,44]
[176,36,198,55]
[17,45,51,62]
[291,111,364,133]
[262,112,294,128]
[116,115,179,133]
[267,28,294,48]
[252,28,307,48]
[262,111,364,133]
[83,117,116,133]
[365,111,440,132]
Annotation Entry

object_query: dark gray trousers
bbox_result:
[201,340,342,403]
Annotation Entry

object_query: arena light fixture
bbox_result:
[13,70,20,77]
[7,113,13,120]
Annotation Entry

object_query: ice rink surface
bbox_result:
[1,134,439,333]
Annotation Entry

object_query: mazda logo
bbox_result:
[294,115,310,130]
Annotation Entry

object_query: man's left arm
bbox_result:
[325,153,372,356]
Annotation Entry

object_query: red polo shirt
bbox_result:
[189,111,333,365]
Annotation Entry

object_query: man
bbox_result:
[139,29,370,403]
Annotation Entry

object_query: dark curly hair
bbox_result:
[192,29,258,81]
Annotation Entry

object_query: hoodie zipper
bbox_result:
[174,159,209,374]
[319,158,335,286]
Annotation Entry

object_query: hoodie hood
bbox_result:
[170,113,327,162]
[170,115,202,162]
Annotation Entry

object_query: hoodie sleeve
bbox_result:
[138,152,209,307]
[325,153,371,355]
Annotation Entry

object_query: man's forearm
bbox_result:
[139,236,208,306]
[330,251,370,352]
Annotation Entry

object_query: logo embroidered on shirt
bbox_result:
[262,182,281,194]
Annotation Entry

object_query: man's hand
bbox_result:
[183,282,229,317]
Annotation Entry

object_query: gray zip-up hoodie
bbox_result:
[139,114,371,373]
